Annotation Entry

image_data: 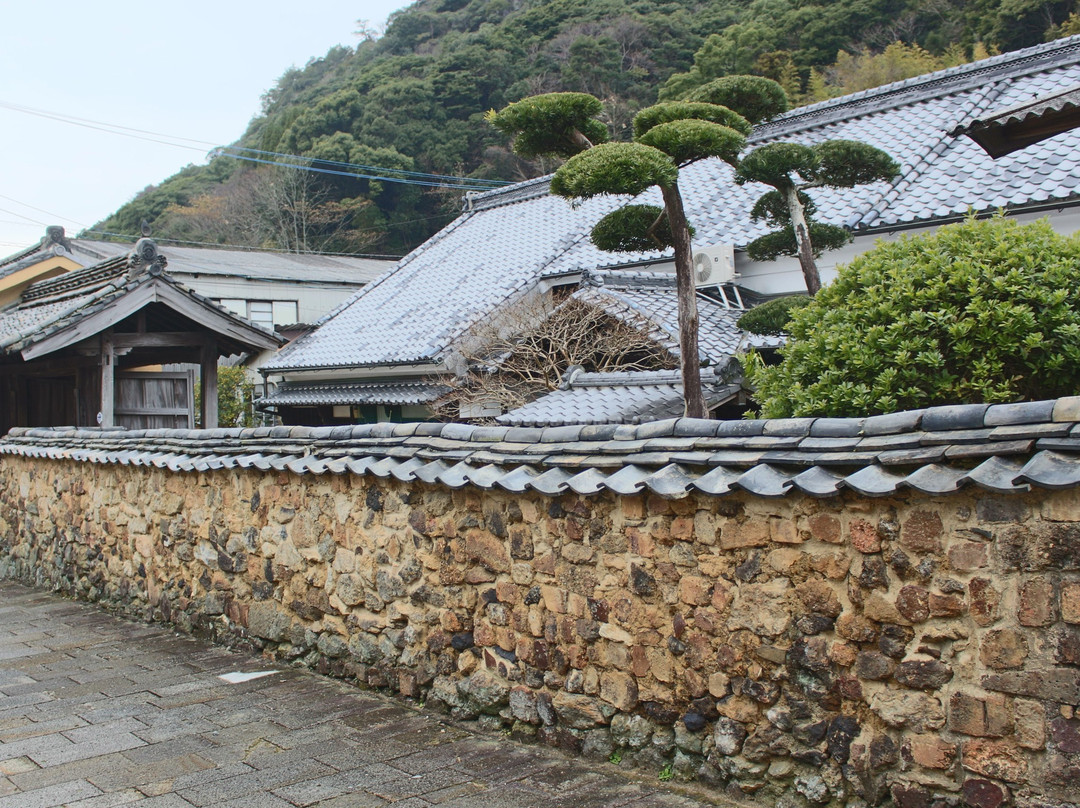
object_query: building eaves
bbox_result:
[259,380,454,408]
[5,397,1079,499]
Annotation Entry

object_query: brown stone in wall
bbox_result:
[719,519,770,549]
[929,591,965,617]
[896,585,930,622]
[969,578,1001,626]
[904,734,957,769]
[979,628,1029,670]
[1063,580,1080,624]
[901,511,943,553]
[962,778,1009,808]
[949,541,989,571]
[949,692,1013,738]
[808,513,842,544]
[1012,699,1046,750]
[961,739,1028,783]
[1018,578,1055,626]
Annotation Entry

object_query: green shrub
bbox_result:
[744,215,1080,417]
[737,295,811,336]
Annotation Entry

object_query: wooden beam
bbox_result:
[109,332,211,349]
[200,338,218,429]
[100,334,115,427]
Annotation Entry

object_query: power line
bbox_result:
[0,206,47,227]
[217,151,501,190]
[0,193,85,227]
[218,146,508,186]
[0,100,511,191]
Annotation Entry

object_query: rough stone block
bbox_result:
[979,628,1029,670]
[679,575,713,606]
[949,692,1013,738]
[1062,580,1080,624]
[905,734,957,769]
[929,592,965,617]
[896,585,930,622]
[969,578,1001,627]
[962,778,1009,808]
[949,541,989,571]
[720,520,770,549]
[808,514,842,544]
[961,739,1028,783]
[1013,699,1046,750]
[849,518,881,553]
[1018,578,1055,626]
[599,671,638,711]
[901,511,943,553]
[982,668,1080,704]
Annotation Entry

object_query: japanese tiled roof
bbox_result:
[259,380,454,408]
[496,368,741,427]
[951,82,1080,157]
[265,36,1080,375]
[0,248,282,357]
[4,398,1080,500]
[571,270,779,364]
[0,232,392,285]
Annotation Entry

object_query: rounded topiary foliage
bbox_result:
[637,119,746,166]
[550,142,678,199]
[680,76,788,124]
[744,215,1080,418]
[736,142,818,188]
[591,205,676,252]
[632,102,751,138]
[746,222,851,261]
[737,295,812,336]
[486,92,609,158]
[812,140,900,187]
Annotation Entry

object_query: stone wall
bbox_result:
[1,454,1078,808]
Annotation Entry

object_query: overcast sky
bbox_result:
[0,1,411,253]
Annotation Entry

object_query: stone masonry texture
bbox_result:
[0,580,707,807]
[2,456,1079,807]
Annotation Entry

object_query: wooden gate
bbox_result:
[114,370,195,429]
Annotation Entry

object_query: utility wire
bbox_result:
[0,100,510,190]
[0,193,85,227]
[217,145,508,186]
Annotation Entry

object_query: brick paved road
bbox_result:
[0,582,717,808]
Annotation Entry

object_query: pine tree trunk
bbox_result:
[660,183,706,419]
[784,186,822,296]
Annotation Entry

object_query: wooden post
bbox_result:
[200,338,218,429]
[100,334,115,427]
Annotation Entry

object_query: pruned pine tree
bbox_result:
[488,77,787,418]
[736,139,900,295]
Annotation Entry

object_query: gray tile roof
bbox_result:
[259,380,453,408]
[4,397,1079,499]
[267,35,1080,375]
[951,82,1080,157]
[0,232,392,286]
[0,247,283,357]
[572,270,770,364]
[496,368,741,427]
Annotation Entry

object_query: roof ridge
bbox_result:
[753,34,1080,141]
[856,81,1011,229]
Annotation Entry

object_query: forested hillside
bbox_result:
[91,0,1080,256]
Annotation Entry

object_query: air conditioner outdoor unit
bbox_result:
[691,244,736,286]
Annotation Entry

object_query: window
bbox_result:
[214,299,299,329]
[247,301,274,331]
